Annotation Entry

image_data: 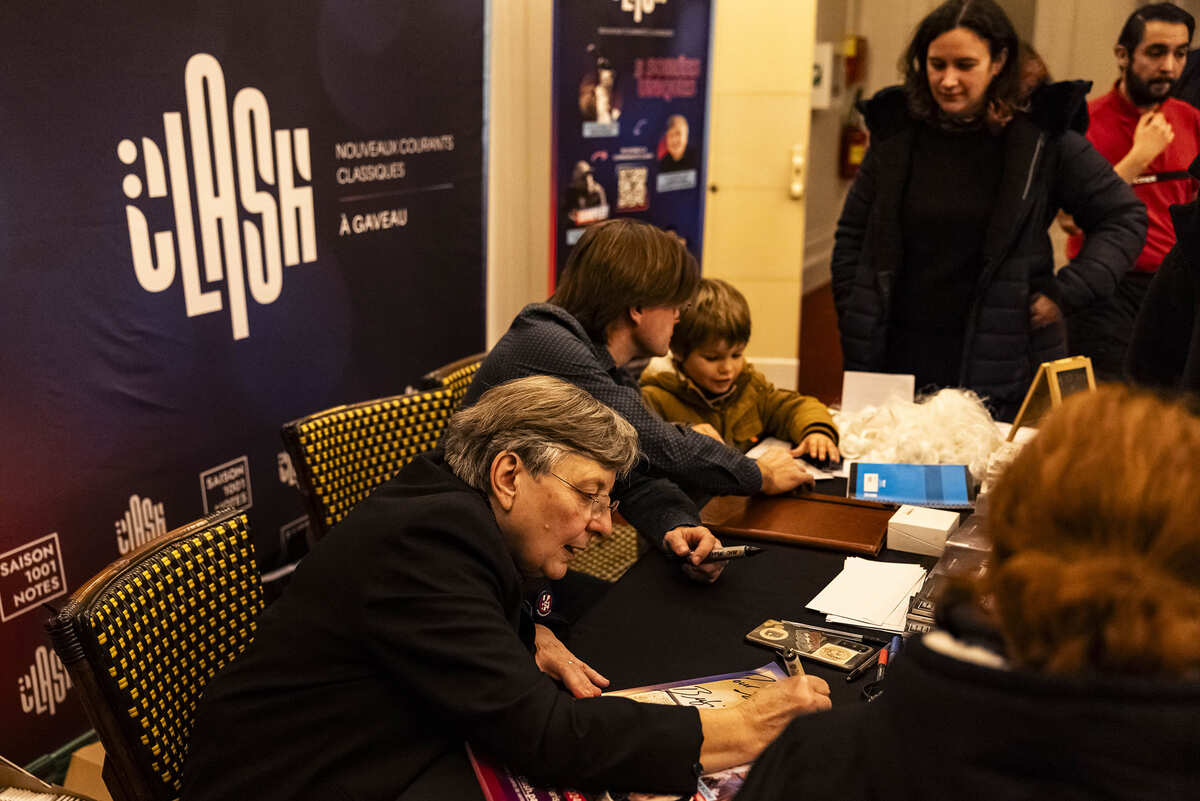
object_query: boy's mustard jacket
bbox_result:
[639,362,838,453]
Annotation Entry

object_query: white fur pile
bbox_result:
[833,388,1002,481]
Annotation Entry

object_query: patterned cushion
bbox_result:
[82,514,262,796]
[285,389,458,536]
[568,523,646,583]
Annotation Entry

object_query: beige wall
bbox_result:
[486,1,552,347]
[703,0,815,386]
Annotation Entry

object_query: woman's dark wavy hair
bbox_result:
[901,0,1022,123]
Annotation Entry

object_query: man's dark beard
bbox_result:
[1125,69,1176,107]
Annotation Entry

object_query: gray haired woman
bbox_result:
[184,376,830,801]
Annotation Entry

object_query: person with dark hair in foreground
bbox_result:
[1065,2,1200,382]
[465,219,813,583]
[737,386,1200,800]
[182,377,831,801]
[832,0,1145,419]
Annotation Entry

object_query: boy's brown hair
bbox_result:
[669,277,751,357]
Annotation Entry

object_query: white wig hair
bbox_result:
[834,388,1002,481]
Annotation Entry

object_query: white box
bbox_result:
[887,505,960,556]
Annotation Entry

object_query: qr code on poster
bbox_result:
[616,165,649,211]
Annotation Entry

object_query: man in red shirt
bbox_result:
[1067,3,1200,381]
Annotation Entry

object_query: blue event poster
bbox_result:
[550,0,712,285]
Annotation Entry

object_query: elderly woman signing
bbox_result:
[183,376,830,801]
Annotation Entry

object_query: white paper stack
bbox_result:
[807,557,928,633]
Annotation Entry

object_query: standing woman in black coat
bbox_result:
[831,0,1146,419]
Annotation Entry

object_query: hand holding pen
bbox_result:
[662,525,726,583]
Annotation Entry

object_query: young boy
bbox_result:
[641,278,839,462]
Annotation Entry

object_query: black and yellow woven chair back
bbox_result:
[418,351,486,413]
[282,388,459,538]
[45,510,263,801]
[567,522,647,583]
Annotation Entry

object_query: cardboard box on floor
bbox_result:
[1,752,104,800]
[64,741,114,801]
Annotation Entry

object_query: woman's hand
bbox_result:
[791,433,840,463]
[534,624,609,698]
[697,674,832,772]
[1029,293,1063,329]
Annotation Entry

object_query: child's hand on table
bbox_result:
[791,433,840,464]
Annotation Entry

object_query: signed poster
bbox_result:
[468,662,786,801]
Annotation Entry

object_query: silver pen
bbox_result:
[780,619,889,645]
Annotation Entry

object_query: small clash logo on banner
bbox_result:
[617,0,669,24]
[200,455,253,513]
[17,646,73,717]
[119,53,318,341]
[114,494,168,555]
[277,451,298,488]
[0,534,68,623]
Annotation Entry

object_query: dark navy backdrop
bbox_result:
[0,0,484,763]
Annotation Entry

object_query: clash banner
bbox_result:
[0,1,485,764]
[550,0,713,285]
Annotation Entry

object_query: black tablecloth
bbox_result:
[568,536,929,706]
[398,529,932,800]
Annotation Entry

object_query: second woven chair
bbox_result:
[282,389,459,538]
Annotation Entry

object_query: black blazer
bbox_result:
[182,455,701,801]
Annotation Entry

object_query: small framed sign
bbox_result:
[1007,356,1096,441]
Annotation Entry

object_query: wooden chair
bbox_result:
[281,388,459,538]
[45,510,263,801]
[418,351,486,413]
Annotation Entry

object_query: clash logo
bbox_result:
[17,645,73,717]
[114,493,168,555]
[118,53,317,341]
[616,0,669,24]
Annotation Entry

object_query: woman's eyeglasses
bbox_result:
[549,473,619,518]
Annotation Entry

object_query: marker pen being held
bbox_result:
[698,545,765,563]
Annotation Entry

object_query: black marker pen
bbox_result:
[697,545,765,563]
